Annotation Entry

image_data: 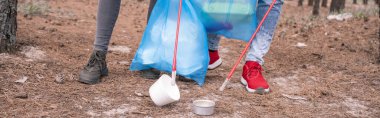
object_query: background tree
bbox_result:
[377,0,380,62]
[330,0,338,13]
[377,0,380,17]
[339,0,346,10]
[308,0,314,6]
[0,0,18,53]
[313,0,321,15]
[363,0,368,5]
[298,0,304,6]
[353,0,357,4]
[322,0,328,7]
[330,0,346,13]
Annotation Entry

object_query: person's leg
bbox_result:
[207,34,223,69]
[241,0,283,94]
[208,34,221,51]
[147,0,157,22]
[245,0,283,65]
[79,0,121,84]
[93,0,121,52]
[141,0,161,79]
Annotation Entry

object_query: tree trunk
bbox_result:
[322,0,328,7]
[340,0,346,10]
[378,0,380,18]
[308,0,314,6]
[330,0,338,13]
[313,0,321,15]
[363,0,368,5]
[353,0,357,4]
[0,0,18,53]
[377,1,380,64]
[378,0,380,63]
[330,0,345,13]
[298,0,304,6]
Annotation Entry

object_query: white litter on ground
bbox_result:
[327,13,353,21]
[15,76,28,84]
[21,46,46,60]
[108,46,131,53]
[295,42,307,48]
[118,61,129,65]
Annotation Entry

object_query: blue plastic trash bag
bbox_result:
[190,0,258,42]
[130,0,209,86]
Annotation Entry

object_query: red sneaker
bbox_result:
[241,61,270,94]
[208,50,222,70]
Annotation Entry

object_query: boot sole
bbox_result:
[140,69,160,79]
[78,68,108,84]
[240,77,270,94]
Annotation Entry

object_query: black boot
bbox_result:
[79,50,108,84]
[140,69,160,79]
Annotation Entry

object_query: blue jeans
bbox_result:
[208,0,284,65]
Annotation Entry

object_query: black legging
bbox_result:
[93,0,157,51]
[147,0,157,23]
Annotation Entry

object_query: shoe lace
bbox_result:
[246,65,262,79]
[85,51,104,70]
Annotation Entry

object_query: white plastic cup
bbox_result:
[149,74,180,106]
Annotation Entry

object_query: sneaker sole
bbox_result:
[240,77,270,94]
[208,58,222,70]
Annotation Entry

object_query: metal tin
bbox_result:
[192,100,215,116]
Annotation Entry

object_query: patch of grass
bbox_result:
[18,0,49,16]
[349,7,379,19]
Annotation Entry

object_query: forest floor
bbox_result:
[1,0,379,117]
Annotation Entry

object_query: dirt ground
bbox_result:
[1,0,379,117]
